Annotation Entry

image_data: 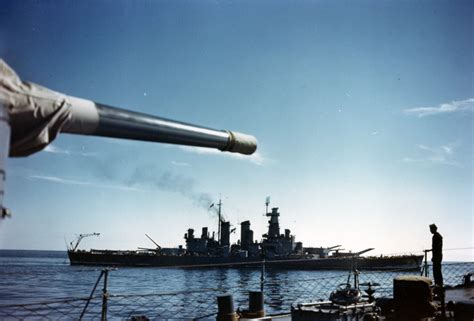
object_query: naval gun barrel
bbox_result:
[63,97,256,155]
[0,59,257,157]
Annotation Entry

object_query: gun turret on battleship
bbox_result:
[0,59,257,217]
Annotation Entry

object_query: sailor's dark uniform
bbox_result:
[432,231,443,286]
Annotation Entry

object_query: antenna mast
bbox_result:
[265,196,270,215]
[217,198,222,245]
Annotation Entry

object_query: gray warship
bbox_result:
[68,201,423,270]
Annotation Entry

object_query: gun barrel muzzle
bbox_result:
[64,97,257,155]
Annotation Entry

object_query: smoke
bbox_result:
[74,153,216,213]
[126,167,214,211]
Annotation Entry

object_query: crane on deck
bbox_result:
[69,233,100,251]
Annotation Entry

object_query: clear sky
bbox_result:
[1,0,472,261]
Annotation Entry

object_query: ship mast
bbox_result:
[217,198,222,245]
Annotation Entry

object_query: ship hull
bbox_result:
[68,251,422,271]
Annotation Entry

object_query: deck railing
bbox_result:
[1,261,473,320]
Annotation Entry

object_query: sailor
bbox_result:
[429,224,443,286]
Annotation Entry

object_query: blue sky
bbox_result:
[1,0,472,261]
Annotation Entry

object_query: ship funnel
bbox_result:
[220,221,230,246]
[240,220,253,250]
[187,229,194,239]
[201,227,208,239]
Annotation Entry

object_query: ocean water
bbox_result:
[0,250,344,304]
[0,250,472,319]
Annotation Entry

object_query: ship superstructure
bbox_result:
[183,205,303,260]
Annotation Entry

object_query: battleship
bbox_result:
[68,201,423,270]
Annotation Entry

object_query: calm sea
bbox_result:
[0,250,343,303]
[0,250,472,317]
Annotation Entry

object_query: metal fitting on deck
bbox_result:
[217,294,238,321]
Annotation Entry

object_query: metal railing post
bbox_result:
[0,103,11,220]
[422,250,430,277]
[101,269,109,321]
[80,270,104,320]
